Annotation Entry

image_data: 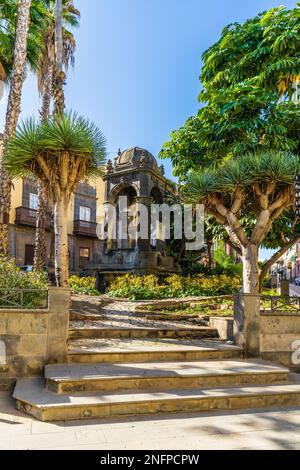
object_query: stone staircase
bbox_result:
[12,301,300,422]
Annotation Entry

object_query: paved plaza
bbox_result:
[1,391,300,450]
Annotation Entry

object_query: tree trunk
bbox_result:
[0,0,31,255]
[207,240,214,270]
[53,0,65,114]
[34,181,47,272]
[34,68,53,272]
[242,243,260,294]
[39,60,53,121]
[54,194,69,287]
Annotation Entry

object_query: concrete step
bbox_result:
[45,359,289,394]
[68,338,243,364]
[14,375,300,422]
[68,327,218,340]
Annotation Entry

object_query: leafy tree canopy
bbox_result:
[160,4,300,179]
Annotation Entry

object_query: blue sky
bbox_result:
[0,0,298,259]
[1,0,298,179]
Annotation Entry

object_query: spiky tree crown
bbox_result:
[183,151,298,204]
[5,111,107,202]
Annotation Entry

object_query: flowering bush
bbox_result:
[68,275,100,295]
[0,257,49,308]
[108,273,241,300]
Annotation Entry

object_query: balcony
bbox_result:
[73,219,98,238]
[15,207,53,231]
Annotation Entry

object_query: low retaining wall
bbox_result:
[0,287,70,390]
[209,317,233,341]
[234,294,300,371]
[260,312,300,371]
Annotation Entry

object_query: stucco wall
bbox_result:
[0,288,70,390]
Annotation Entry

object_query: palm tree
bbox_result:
[0,0,32,256]
[54,0,64,113]
[34,0,79,272]
[0,62,6,101]
[5,112,107,286]
[0,0,44,86]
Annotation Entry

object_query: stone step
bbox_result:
[68,327,218,340]
[70,311,103,321]
[68,338,243,364]
[45,359,289,394]
[14,375,300,422]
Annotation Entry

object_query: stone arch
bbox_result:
[108,182,140,205]
[150,186,164,205]
[108,184,139,251]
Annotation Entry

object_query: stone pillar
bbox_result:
[233,294,261,357]
[46,287,70,364]
[280,280,290,297]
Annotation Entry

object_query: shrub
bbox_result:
[214,243,243,277]
[0,257,49,308]
[68,275,100,296]
[107,273,241,300]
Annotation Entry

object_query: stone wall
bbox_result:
[209,316,233,341]
[233,294,300,371]
[0,287,70,390]
[260,312,300,371]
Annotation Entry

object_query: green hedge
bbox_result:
[107,274,241,301]
[0,257,48,308]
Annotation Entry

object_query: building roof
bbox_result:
[115,147,158,169]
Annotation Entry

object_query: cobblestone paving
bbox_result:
[70,295,207,330]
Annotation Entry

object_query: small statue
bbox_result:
[107,160,113,173]
[160,164,165,175]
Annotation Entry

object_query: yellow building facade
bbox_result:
[9,175,105,273]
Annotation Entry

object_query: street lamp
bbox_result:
[295,175,300,216]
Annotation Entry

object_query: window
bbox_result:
[79,247,90,268]
[79,206,91,222]
[29,193,38,210]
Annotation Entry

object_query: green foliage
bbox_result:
[5,112,106,177]
[4,112,107,204]
[0,0,80,81]
[107,274,241,300]
[160,5,300,179]
[68,275,100,296]
[214,243,243,277]
[182,150,298,202]
[0,256,49,308]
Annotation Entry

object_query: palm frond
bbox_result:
[181,170,220,203]
[5,112,107,188]
[5,118,41,177]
